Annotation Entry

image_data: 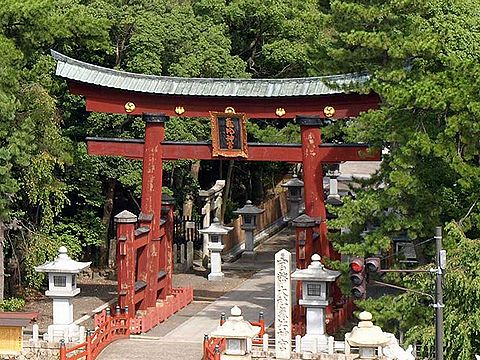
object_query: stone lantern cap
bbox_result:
[233,200,265,216]
[291,254,340,282]
[199,217,233,235]
[210,306,261,339]
[281,174,304,188]
[114,210,138,224]
[35,247,91,274]
[292,214,320,228]
[346,311,389,347]
[326,197,343,206]
[161,192,175,204]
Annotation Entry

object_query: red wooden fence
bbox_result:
[60,306,130,360]
[60,287,193,360]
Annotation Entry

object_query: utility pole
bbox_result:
[364,226,445,359]
[434,226,444,360]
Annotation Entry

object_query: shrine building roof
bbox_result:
[51,50,366,98]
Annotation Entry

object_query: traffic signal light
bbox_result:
[365,257,381,273]
[349,257,366,299]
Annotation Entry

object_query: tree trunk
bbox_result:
[220,160,234,223]
[0,221,5,302]
[101,179,116,268]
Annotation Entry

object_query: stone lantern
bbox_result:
[345,311,389,359]
[233,200,265,259]
[281,174,304,221]
[198,218,233,281]
[326,164,343,206]
[291,254,340,353]
[210,306,261,360]
[35,246,91,342]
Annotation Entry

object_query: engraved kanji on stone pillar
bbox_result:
[275,249,292,359]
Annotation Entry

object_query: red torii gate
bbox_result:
[52,51,380,329]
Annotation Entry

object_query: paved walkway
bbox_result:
[98,227,295,360]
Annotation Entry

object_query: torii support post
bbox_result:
[114,210,138,311]
[297,115,331,261]
[140,113,168,309]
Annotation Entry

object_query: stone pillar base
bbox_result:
[221,354,251,360]
[300,334,328,353]
[45,323,82,343]
[208,272,225,281]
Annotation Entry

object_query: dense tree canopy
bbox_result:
[317,0,480,358]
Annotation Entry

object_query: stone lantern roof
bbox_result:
[161,192,175,204]
[281,174,304,188]
[346,311,389,347]
[233,200,265,215]
[292,214,319,228]
[35,247,91,274]
[291,254,340,282]
[198,218,233,235]
[210,306,261,339]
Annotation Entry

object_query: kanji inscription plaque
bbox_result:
[210,111,248,158]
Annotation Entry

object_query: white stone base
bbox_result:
[221,354,251,360]
[300,334,328,353]
[208,272,225,281]
[44,323,83,343]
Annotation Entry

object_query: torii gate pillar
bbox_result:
[298,116,330,262]
[139,113,168,308]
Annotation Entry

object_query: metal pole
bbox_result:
[434,226,444,360]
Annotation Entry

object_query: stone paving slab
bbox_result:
[161,267,274,342]
[99,339,202,360]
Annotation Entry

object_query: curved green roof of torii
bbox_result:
[51,50,366,98]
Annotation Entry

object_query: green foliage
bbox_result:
[0,0,111,294]
[360,223,480,359]
[219,0,324,77]
[0,297,25,312]
[247,120,300,144]
[315,0,480,358]
[23,230,83,289]
[322,0,480,253]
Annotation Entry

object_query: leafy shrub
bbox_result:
[0,297,26,311]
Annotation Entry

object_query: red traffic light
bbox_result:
[350,257,364,273]
[349,257,366,299]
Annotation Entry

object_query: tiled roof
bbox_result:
[51,50,366,97]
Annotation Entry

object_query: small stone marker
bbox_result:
[180,243,186,264]
[275,249,292,359]
[186,241,194,270]
[173,244,178,264]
